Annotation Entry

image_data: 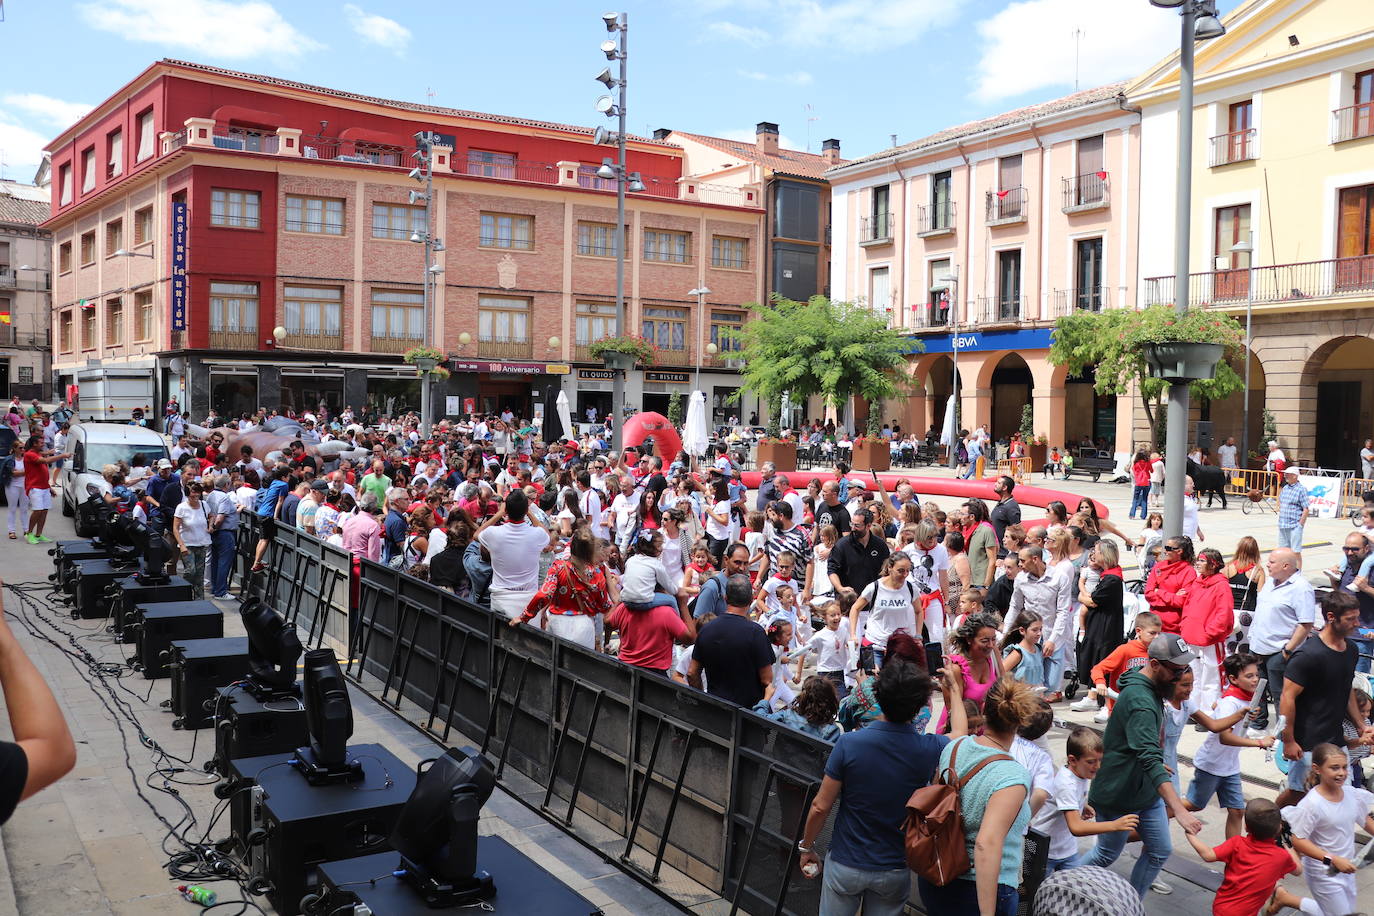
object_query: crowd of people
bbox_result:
[26,398,1374,915]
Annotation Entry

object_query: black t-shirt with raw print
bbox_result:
[1285,635,1359,751]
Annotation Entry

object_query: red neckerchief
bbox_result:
[1222,685,1254,702]
[1103,565,1124,578]
[689,562,713,575]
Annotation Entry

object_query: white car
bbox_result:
[60,423,170,536]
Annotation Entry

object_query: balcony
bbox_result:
[916,201,956,238]
[0,268,13,288]
[695,183,757,208]
[477,337,533,360]
[280,329,344,351]
[859,213,893,245]
[976,294,1024,324]
[1209,129,1257,166]
[703,349,745,370]
[986,188,1028,225]
[1061,173,1109,214]
[652,347,692,367]
[1052,286,1111,316]
[208,329,259,350]
[213,126,280,154]
[1333,102,1374,144]
[911,301,952,329]
[1142,255,1374,308]
[465,158,559,185]
[371,334,423,354]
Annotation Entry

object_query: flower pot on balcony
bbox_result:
[755,438,796,473]
[851,437,890,472]
[601,351,636,372]
[1142,342,1224,383]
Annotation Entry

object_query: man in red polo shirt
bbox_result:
[21,435,70,544]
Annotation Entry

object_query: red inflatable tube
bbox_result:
[737,471,1110,519]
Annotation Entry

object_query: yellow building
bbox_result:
[1130,0,1374,469]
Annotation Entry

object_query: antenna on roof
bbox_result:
[427,86,436,104]
[805,103,818,152]
[1073,28,1084,91]
[890,134,897,148]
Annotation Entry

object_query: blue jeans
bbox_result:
[1353,635,1372,675]
[1129,485,1150,519]
[1253,650,1289,730]
[917,875,1018,916]
[1085,797,1171,899]
[209,528,237,597]
[820,855,910,916]
[624,592,679,612]
[960,460,978,479]
[1043,640,1066,693]
[1047,851,1085,872]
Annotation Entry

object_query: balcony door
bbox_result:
[1075,135,1104,205]
[1075,238,1104,310]
[871,185,891,239]
[997,156,1023,219]
[997,250,1021,320]
[931,171,952,230]
[1228,100,1253,162]
[1337,183,1374,292]
[1213,204,1251,300]
[1355,69,1374,140]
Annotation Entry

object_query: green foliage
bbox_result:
[1257,408,1278,458]
[1018,403,1034,443]
[1049,305,1246,439]
[589,335,658,366]
[402,345,446,365]
[766,393,784,439]
[667,391,684,427]
[730,295,917,431]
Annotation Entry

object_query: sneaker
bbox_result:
[211,594,231,600]
[34,534,52,543]
[1150,880,1173,895]
[1070,696,1098,712]
[1094,708,1110,724]
[23,533,38,544]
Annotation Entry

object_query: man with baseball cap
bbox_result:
[1276,466,1308,560]
[1084,633,1203,900]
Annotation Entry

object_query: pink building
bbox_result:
[828,84,1141,455]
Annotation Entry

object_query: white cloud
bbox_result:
[736,69,814,86]
[717,127,804,151]
[0,114,53,180]
[2,94,93,129]
[78,0,323,59]
[710,0,964,52]
[971,0,1177,102]
[343,4,411,53]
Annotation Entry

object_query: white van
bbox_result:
[60,423,169,535]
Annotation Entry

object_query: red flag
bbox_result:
[0,312,10,325]
[996,189,1009,198]
[1095,170,1108,180]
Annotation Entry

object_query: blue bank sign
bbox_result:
[902,326,1054,355]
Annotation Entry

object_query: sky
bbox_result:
[0,0,1244,183]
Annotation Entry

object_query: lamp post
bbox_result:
[1150,0,1226,537]
[594,12,645,451]
[933,268,960,469]
[1230,232,1255,469]
[688,286,712,391]
[409,132,446,439]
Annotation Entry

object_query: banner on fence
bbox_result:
[1299,474,1340,518]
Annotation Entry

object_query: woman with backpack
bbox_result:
[919,676,1038,916]
[796,633,967,916]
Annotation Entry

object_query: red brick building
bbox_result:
[46,59,765,424]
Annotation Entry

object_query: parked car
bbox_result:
[60,423,169,536]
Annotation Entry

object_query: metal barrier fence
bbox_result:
[997,457,1032,485]
[1341,476,1374,516]
[245,521,1049,915]
[1223,466,1279,497]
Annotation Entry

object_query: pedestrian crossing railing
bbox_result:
[1223,467,1279,498]
[997,456,1033,485]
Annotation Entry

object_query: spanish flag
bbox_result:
[0,313,10,325]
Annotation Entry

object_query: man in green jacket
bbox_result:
[1084,634,1203,899]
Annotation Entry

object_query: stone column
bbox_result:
[1032,386,1066,448]
[183,117,215,147]
[275,127,302,156]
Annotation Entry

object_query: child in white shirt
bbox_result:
[796,601,849,698]
[619,530,679,611]
[1184,652,1273,838]
[1031,727,1140,871]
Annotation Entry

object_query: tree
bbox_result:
[667,390,684,427]
[1049,305,1245,447]
[731,295,917,435]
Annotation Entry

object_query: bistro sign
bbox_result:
[645,371,690,384]
[449,360,571,376]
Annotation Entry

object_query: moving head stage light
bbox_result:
[390,747,498,907]
[291,648,362,786]
[240,598,303,701]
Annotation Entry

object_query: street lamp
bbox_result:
[933,268,960,469]
[411,131,445,438]
[112,248,154,258]
[1231,232,1255,469]
[688,286,711,390]
[1149,0,1226,538]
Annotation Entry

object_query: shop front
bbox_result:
[642,369,691,416]
[448,358,570,423]
[573,368,615,426]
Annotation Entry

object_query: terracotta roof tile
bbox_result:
[0,191,49,226]
[672,131,845,180]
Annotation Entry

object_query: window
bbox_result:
[59,241,72,273]
[577,221,619,257]
[209,281,259,334]
[467,150,516,179]
[105,219,123,256]
[81,147,96,193]
[283,286,342,338]
[372,203,426,240]
[1336,184,1374,291]
[997,250,1022,318]
[927,258,952,324]
[930,171,953,230]
[1213,204,1252,298]
[709,309,744,354]
[80,231,95,265]
[1226,101,1254,162]
[641,306,687,351]
[105,298,124,346]
[134,207,153,246]
[107,129,123,179]
[135,290,154,341]
[211,189,261,228]
[643,229,690,263]
[1074,136,1105,205]
[576,301,616,345]
[0,242,8,269]
[774,183,820,240]
[870,185,891,239]
[136,109,155,161]
[59,164,73,206]
[59,311,73,352]
[869,266,891,311]
[371,289,424,340]
[16,367,32,385]
[999,154,1023,190]
[82,307,96,349]
[774,246,818,300]
[1353,69,1374,139]
[479,212,533,250]
[711,236,747,269]
[285,195,344,235]
[1075,238,1104,310]
[478,295,530,342]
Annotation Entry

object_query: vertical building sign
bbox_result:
[171,200,188,331]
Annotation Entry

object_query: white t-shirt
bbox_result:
[902,543,950,596]
[1182,495,1200,539]
[660,532,685,588]
[610,492,639,541]
[705,500,732,540]
[805,624,850,674]
[173,500,211,547]
[860,578,916,648]
[761,575,802,617]
[620,555,676,604]
[1031,765,1092,860]
[1192,693,1248,777]
[580,489,608,540]
[479,520,551,591]
[1150,459,1165,483]
[1284,785,1374,863]
[1012,736,1056,805]
[233,486,258,512]
[423,525,448,564]
[1216,443,1238,468]
[744,530,766,572]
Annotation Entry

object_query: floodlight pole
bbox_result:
[610,13,628,451]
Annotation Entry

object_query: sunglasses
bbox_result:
[1163,545,1182,553]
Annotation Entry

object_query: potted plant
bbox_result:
[1131,305,1243,383]
[754,393,796,472]
[589,335,657,370]
[403,345,446,373]
[852,401,890,472]
[428,365,451,383]
[1027,432,1049,468]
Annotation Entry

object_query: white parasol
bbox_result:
[555,389,575,442]
[939,394,957,446]
[684,390,709,456]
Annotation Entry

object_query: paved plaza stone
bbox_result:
[0,468,1369,914]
